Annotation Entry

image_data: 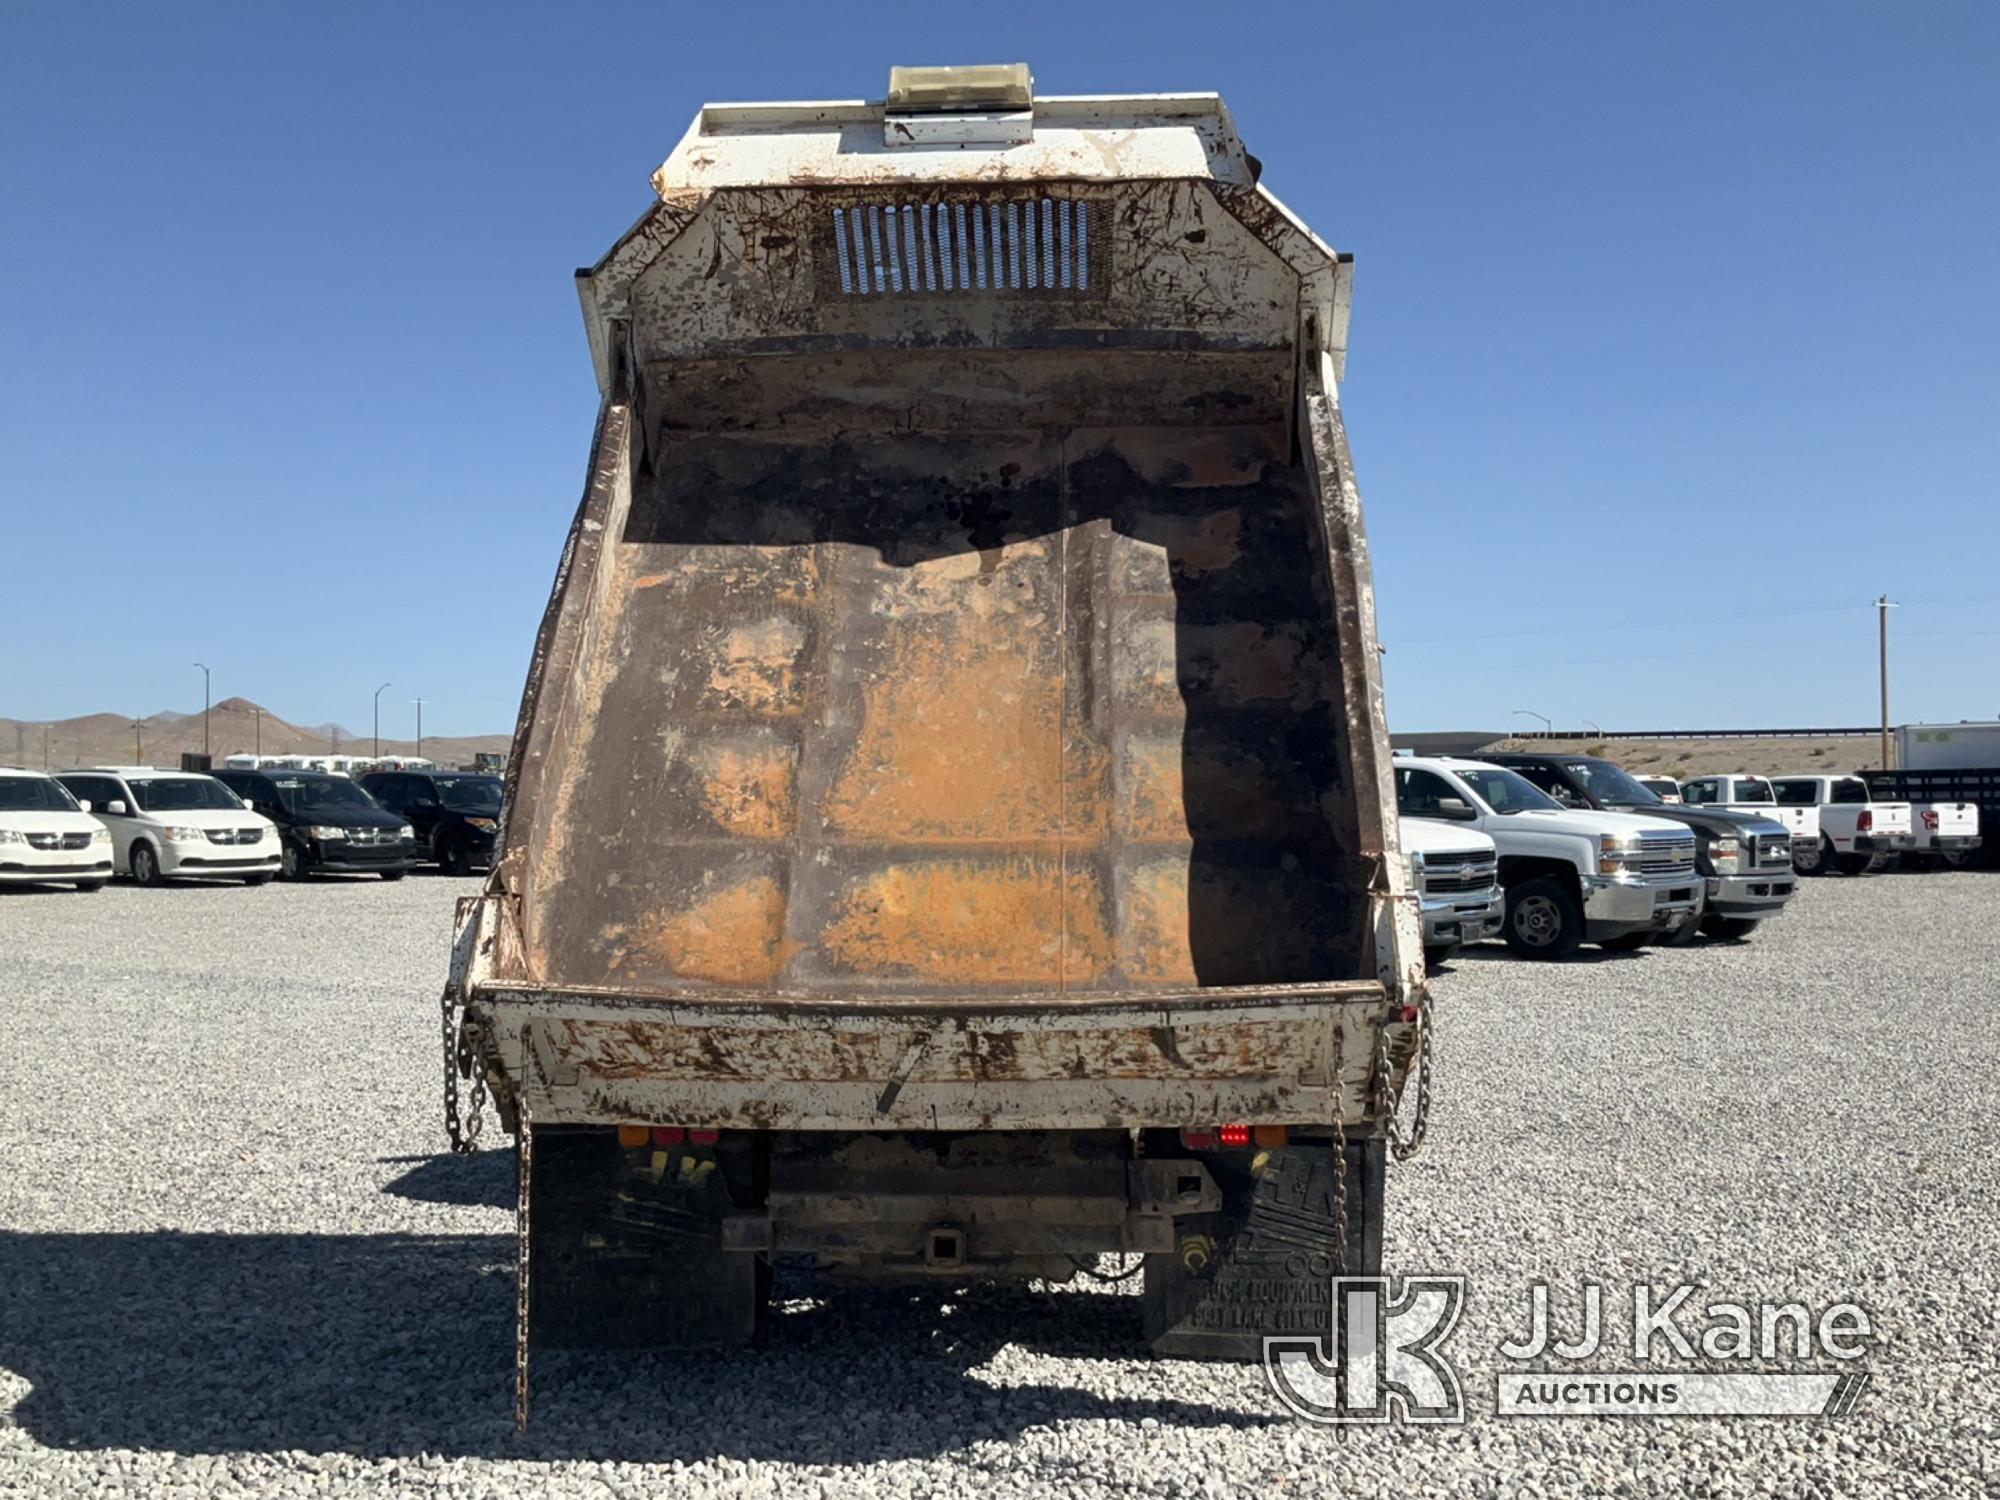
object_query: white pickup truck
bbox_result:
[1394,757,1701,959]
[1769,774,1914,875]
[1682,773,1822,857]
[1401,814,1503,966]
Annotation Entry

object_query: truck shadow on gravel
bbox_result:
[0,1229,1280,1462]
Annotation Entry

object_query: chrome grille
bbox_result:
[1634,831,1697,878]
[1420,851,1499,895]
[24,832,90,851]
[204,827,265,846]
[1754,834,1793,868]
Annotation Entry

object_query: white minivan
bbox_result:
[56,767,281,886]
[0,768,114,891]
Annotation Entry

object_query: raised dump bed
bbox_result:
[443,68,1429,1410]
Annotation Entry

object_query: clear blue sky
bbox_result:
[4,2,1996,736]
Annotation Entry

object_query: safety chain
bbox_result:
[1372,995,1435,1162]
[514,1095,533,1432]
[1330,1036,1349,1277]
[440,982,487,1155]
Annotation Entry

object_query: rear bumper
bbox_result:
[469,982,1404,1135]
[1916,835,1982,852]
[1705,871,1797,917]
[1853,833,1916,852]
[1582,874,1702,936]
[1419,887,1504,949]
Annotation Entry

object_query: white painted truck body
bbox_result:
[1400,814,1502,958]
[1392,756,1701,946]
[1896,722,2000,771]
[1769,774,1914,871]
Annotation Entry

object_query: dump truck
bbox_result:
[441,65,1431,1423]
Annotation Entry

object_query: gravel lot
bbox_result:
[1,868,1995,1497]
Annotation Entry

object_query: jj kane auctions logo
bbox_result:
[1264,1278,1874,1423]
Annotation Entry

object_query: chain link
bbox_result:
[1330,1033,1349,1277]
[514,1095,533,1432]
[440,983,486,1155]
[1373,996,1434,1162]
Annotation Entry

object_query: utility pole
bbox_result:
[193,662,212,758]
[1876,595,1897,770]
[413,697,426,759]
[330,725,342,755]
[374,682,392,758]
[133,717,145,763]
[253,706,262,756]
[41,725,50,771]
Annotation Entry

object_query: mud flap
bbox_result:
[529,1125,763,1348]
[1142,1138,1384,1360]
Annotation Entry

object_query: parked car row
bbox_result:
[1396,750,1983,966]
[0,764,502,890]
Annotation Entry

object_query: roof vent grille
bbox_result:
[827,199,1100,299]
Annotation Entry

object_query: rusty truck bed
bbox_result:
[508,414,1371,1002]
[453,92,1423,1135]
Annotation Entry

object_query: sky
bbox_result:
[3,2,1996,737]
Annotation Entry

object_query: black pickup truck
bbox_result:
[1482,753,1800,942]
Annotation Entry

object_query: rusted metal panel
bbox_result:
[475,983,1384,1131]
[466,86,1425,1135]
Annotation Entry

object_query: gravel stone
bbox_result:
[0,868,1994,1496]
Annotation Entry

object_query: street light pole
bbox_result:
[1512,708,1553,738]
[373,682,392,758]
[193,662,211,758]
[1876,595,1897,770]
[413,697,426,759]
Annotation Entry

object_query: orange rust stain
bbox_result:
[633,573,673,590]
[705,617,808,715]
[634,876,790,986]
[1120,860,1199,986]
[691,742,798,841]
[827,613,1106,842]
[822,859,1111,985]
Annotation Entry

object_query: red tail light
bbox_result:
[650,1126,685,1146]
[1179,1128,1219,1150]
[1218,1124,1251,1148]
[689,1128,721,1146]
[1923,810,1939,831]
[1857,811,1873,833]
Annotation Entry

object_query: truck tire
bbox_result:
[438,839,471,876]
[379,870,406,882]
[72,881,105,893]
[1834,848,1877,876]
[1700,914,1760,941]
[1598,932,1651,952]
[1144,1137,1384,1360]
[1503,878,1583,960]
[280,843,308,881]
[527,1125,764,1349]
[1941,849,1972,869]
[1793,836,1831,876]
[1423,942,1459,968]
